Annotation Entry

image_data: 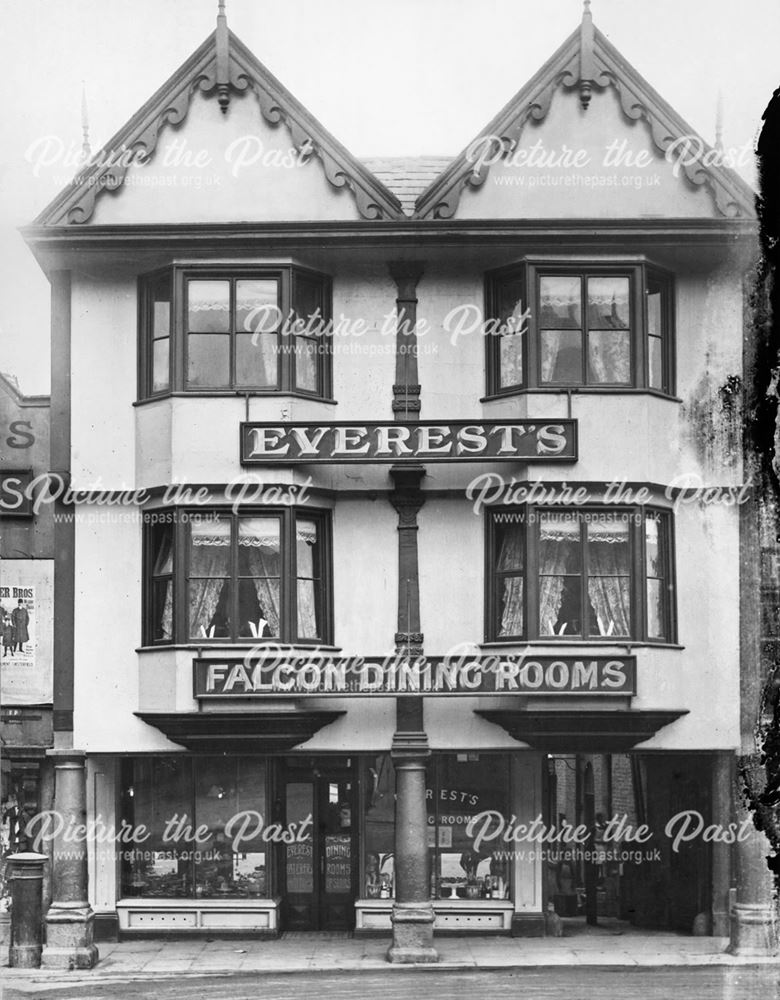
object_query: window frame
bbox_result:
[485,505,676,644]
[484,259,675,397]
[142,508,333,647]
[138,264,333,401]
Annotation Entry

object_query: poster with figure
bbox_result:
[0,559,53,705]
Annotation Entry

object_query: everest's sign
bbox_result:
[240,420,577,464]
[194,654,635,697]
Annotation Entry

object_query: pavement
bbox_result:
[2,923,779,982]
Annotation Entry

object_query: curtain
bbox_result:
[587,330,630,383]
[239,519,281,638]
[539,519,579,635]
[496,526,524,636]
[189,520,230,638]
[586,522,630,636]
[296,521,319,639]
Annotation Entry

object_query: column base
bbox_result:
[386,903,438,964]
[728,902,779,957]
[41,906,99,970]
[9,943,42,968]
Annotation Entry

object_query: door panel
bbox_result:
[281,760,357,930]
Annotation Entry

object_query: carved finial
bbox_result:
[579,0,595,109]
[715,90,724,153]
[216,0,230,113]
[80,81,91,160]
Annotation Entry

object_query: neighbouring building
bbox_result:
[0,371,54,924]
[20,3,777,967]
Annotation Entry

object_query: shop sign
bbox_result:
[240,420,578,464]
[194,654,635,697]
[0,469,33,517]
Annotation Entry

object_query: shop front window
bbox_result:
[120,757,268,899]
[362,754,511,901]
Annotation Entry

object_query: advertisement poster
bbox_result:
[0,559,53,705]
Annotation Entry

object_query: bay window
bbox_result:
[144,510,331,645]
[487,508,675,643]
[485,261,674,395]
[139,265,331,399]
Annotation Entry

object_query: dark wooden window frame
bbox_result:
[485,505,676,644]
[138,264,333,401]
[142,507,333,646]
[484,259,675,397]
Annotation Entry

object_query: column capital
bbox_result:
[388,261,425,296]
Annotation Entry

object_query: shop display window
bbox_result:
[120,757,268,899]
[362,754,511,901]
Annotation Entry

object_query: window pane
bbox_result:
[190,517,231,575]
[432,755,511,898]
[540,276,581,328]
[238,578,279,638]
[646,579,666,639]
[364,756,396,897]
[152,338,170,393]
[648,288,662,339]
[587,277,630,328]
[293,274,324,322]
[649,336,663,390]
[121,758,191,897]
[587,577,630,636]
[498,577,524,637]
[286,783,314,893]
[499,333,523,388]
[297,579,320,638]
[236,332,278,387]
[236,279,279,335]
[238,518,280,574]
[645,517,661,575]
[296,519,318,577]
[188,580,230,638]
[297,519,320,638]
[495,522,523,571]
[187,334,230,387]
[540,330,582,383]
[152,281,171,339]
[539,515,581,636]
[587,518,630,574]
[587,330,631,384]
[294,338,319,392]
[150,523,173,642]
[187,280,230,332]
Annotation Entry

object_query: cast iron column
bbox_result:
[387,467,436,963]
[41,751,99,969]
[386,261,436,963]
[8,853,47,967]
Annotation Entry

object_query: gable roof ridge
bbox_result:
[589,26,755,218]
[413,23,755,220]
[33,29,405,227]
[32,33,220,227]
[225,31,404,220]
[413,28,581,220]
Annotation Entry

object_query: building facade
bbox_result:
[21,4,777,966]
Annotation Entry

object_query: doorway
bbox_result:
[280,757,357,930]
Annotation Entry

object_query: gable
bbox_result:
[415,18,755,221]
[33,29,404,226]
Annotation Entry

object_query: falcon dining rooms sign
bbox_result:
[240,420,578,464]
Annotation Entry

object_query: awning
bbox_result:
[135,710,344,752]
[475,708,688,753]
